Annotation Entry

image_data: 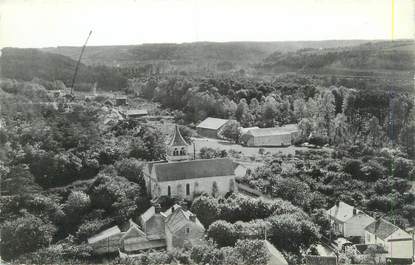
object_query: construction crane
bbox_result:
[70,30,93,96]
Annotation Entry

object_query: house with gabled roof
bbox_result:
[165,205,205,251]
[240,124,299,147]
[364,218,413,259]
[120,220,166,254]
[326,201,375,241]
[143,126,237,199]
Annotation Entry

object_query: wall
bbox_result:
[250,133,292,147]
[385,230,413,259]
[145,214,166,239]
[197,127,219,138]
[155,175,236,199]
[167,222,205,251]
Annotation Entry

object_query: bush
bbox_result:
[1,212,57,260]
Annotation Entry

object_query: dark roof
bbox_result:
[364,219,400,240]
[168,125,189,146]
[305,256,337,265]
[153,158,235,182]
[196,117,230,130]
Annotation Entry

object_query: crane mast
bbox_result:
[70,30,93,95]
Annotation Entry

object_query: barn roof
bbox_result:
[196,117,230,130]
[326,201,355,223]
[87,225,121,244]
[153,158,234,182]
[168,125,189,146]
[140,206,156,224]
[364,219,400,240]
[245,124,299,137]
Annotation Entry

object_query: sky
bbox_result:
[0,0,413,48]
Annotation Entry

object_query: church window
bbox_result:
[167,185,171,197]
[180,147,186,155]
[173,148,179,156]
[186,183,190,195]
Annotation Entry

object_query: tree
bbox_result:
[269,176,311,207]
[333,113,349,145]
[115,158,145,185]
[293,98,307,121]
[235,239,269,265]
[208,220,238,247]
[191,195,220,227]
[267,213,320,253]
[316,90,336,140]
[262,96,278,127]
[1,212,57,261]
[219,120,241,143]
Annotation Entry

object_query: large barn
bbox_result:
[240,124,300,147]
[196,117,231,138]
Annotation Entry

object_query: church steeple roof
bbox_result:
[168,125,189,146]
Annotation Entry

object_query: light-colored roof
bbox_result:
[153,158,235,182]
[364,219,401,240]
[326,201,355,223]
[140,206,156,224]
[165,206,204,233]
[240,127,259,134]
[87,226,121,244]
[264,240,288,265]
[168,125,189,146]
[121,221,146,241]
[125,109,148,116]
[245,124,299,137]
[196,117,230,130]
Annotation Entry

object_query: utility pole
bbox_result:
[70,30,93,95]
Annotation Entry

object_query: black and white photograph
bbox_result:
[0,0,414,264]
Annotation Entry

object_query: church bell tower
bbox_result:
[166,125,190,162]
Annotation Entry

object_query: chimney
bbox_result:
[180,201,188,211]
[155,204,161,214]
[189,214,196,222]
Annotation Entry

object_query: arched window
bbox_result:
[167,185,171,197]
[173,148,178,156]
[180,147,186,155]
[186,183,190,196]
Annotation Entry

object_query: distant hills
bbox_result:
[1,40,413,90]
[257,40,414,77]
[41,40,370,67]
[0,48,127,90]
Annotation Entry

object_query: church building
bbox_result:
[143,125,237,199]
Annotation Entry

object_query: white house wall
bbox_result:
[155,175,236,199]
[344,214,375,239]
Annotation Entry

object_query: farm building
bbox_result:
[196,117,231,138]
[240,124,299,147]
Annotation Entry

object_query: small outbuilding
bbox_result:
[115,96,128,106]
[196,117,231,138]
[87,226,123,254]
